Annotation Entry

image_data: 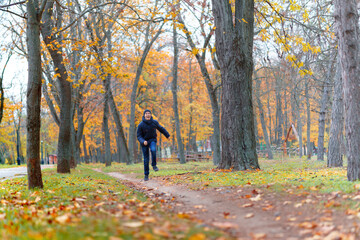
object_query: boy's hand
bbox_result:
[144,141,148,146]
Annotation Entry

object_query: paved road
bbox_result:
[0,165,54,181]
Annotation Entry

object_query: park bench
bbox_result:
[158,152,211,163]
[185,152,211,162]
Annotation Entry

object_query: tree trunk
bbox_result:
[284,88,289,150]
[317,63,332,161]
[267,81,272,145]
[41,0,71,173]
[187,59,197,152]
[0,76,4,124]
[26,0,44,189]
[172,20,186,164]
[16,127,21,164]
[335,0,360,181]
[293,89,303,157]
[297,104,303,157]
[70,122,76,168]
[305,79,312,160]
[83,135,89,164]
[255,76,273,159]
[212,0,259,170]
[74,101,85,166]
[328,58,344,167]
[275,74,283,146]
[103,95,111,167]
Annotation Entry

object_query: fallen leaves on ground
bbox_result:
[0,166,229,239]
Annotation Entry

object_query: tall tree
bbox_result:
[172,12,186,164]
[41,0,72,173]
[334,0,360,180]
[26,0,46,189]
[212,0,259,170]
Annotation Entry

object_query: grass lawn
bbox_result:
[0,166,230,240]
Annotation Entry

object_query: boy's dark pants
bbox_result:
[141,141,157,176]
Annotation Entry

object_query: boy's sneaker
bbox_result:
[153,166,159,172]
[144,175,149,181]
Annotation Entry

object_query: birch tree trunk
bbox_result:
[212,0,259,170]
[334,0,360,180]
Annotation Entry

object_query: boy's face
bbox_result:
[145,112,151,120]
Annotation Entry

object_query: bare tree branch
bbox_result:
[0,9,26,19]
[0,1,26,8]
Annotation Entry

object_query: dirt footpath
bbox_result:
[97,170,359,240]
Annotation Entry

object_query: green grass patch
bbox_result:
[0,164,26,169]
[187,158,360,194]
[0,166,230,240]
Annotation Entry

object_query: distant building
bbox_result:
[49,155,57,164]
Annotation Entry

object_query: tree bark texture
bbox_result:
[26,0,44,189]
[212,0,259,170]
[172,21,186,164]
[335,0,360,180]
[328,58,344,167]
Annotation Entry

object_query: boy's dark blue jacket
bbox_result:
[137,116,170,145]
